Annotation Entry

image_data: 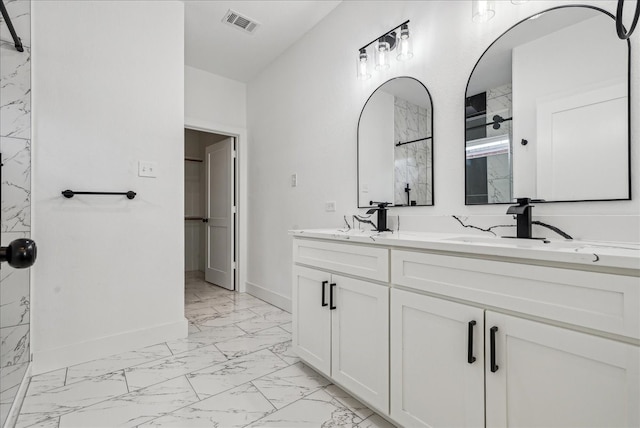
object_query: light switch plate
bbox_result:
[325,201,336,212]
[138,161,157,178]
[291,173,297,187]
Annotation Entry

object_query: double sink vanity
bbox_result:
[290,229,639,427]
[291,3,638,427]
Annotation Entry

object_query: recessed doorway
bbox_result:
[184,128,237,291]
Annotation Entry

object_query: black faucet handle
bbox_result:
[514,197,532,206]
[369,201,392,209]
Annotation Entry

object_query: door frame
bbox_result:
[185,117,247,293]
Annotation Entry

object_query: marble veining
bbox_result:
[15,274,392,427]
[393,96,431,206]
[1,3,32,424]
[1,137,31,232]
[0,41,31,140]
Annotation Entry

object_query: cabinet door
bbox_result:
[486,311,640,427]
[292,265,331,376]
[390,289,485,428]
[331,275,389,413]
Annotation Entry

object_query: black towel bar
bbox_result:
[62,190,136,199]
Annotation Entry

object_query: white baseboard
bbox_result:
[4,363,31,428]
[31,318,188,375]
[245,282,291,313]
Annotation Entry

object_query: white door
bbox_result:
[486,311,640,428]
[292,265,331,376]
[204,138,234,290]
[331,275,389,413]
[390,289,485,428]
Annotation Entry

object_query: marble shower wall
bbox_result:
[393,97,432,206]
[0,0,31,425]
[485,84,512,203]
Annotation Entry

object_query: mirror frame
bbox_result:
[357,76,435,208]
[463,5,631,205]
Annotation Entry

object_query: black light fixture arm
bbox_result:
[359,19,410,52]
[616,0,640,40]
[0,0,24,52]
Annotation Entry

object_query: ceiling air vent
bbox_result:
[222,9,259,34]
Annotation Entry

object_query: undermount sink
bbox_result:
[443,235,577,249]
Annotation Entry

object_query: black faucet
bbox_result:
[506,197,534,239]
[367,201,392,232]
[404,183,411,206]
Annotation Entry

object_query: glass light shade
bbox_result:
[357,49,371,80]
[375,39,390,70]
[472,0,495,22]
[397,25,413,61]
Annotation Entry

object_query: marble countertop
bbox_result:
[289,229,640,272]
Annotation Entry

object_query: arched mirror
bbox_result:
[465,6,630,204]
[358,77,434,208]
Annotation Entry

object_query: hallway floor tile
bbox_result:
[14,274,395,428]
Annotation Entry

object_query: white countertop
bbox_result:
[289,229,640,272]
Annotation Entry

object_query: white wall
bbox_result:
[359,90,394,205]
[185,66,247,129]
[31,1,186,373]
[246,1,639,308]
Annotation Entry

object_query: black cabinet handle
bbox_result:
[467,320,476,364]
[329,283,337,310]
[202,218,209,223]
[321,281,328,307]
[490,326,499,373]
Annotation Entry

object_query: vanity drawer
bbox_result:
[293,238,389,282]
[391,250,640,340]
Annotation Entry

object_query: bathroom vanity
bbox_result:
[290,229,640,427]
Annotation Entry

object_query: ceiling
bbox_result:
[184,0,342,83]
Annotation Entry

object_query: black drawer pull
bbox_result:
[467,320,476,364]
[321,281,328,307]
[330,283,337,310]
[490,326,499,373]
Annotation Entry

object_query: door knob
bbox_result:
[0,238,37,269]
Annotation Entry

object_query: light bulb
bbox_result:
[357,48,371,80]
[472,0,495,23]
[375,37,390,70]
[397,24,413,61]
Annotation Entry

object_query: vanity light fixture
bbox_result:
[357,48,371,80]
[376,37,392,70]
[356,20,411,80]
[472,0,495,23]
[397,24,413,61]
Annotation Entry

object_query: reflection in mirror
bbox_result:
[465,6,630,204]
[358,77,433,207]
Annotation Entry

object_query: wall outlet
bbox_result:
[138,161,157,178]
[291,173,297,187]
[325,201,336,212]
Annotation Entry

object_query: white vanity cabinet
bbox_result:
[485,311,640,427]
[390,249,640,428]
[390,289,485,427]
[292,239,390,413]
[291,232,640,427]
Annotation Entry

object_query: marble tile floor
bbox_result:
[13,273,395,428]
